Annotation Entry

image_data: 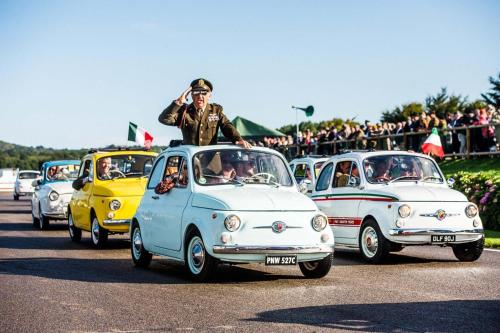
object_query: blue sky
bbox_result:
[0,0,499,149]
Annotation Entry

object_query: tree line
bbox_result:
[277,73,500,135]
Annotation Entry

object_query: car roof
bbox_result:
[290,156,330,164]
[42,160,81,168]
[160,144,284,158]
[18,170,40,173]
[82,149,158,160]
[323,150,436,163]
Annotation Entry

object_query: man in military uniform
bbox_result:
[158,78,252,148]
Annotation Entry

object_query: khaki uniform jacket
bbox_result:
[158,101,242,146]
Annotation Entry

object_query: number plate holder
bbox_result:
[265,255,297,265]
[431,235,456,243]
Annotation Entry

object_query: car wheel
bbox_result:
[31,204,39,227]
[39,204,50,230]
[452,238,484,262]
[68,211,82,243]
[13,194,19,201]
[358,218,390,263]
[185,231,217,282]
[91,216,108,248]
[299,254,333,278]
[389,242,404,252]
[131,223,152,268]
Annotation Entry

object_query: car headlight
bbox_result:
[465,204,478,218]
[109,199,121,211]
[224,214,241,232]
[311,214,328,231]
[398,204,411,218]
[49,191,59,201]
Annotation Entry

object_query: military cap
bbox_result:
[190,78,213,92]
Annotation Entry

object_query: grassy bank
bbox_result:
[439,157,500,180]
[485,230,500,249]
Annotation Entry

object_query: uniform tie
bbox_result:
[197,108,203,118]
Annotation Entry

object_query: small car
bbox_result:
[289,155,329,196]
[312,151,484,263]
[13,170,40,200]
[68,148,157,247]
[31,160,80,229]
[130,145,335,281]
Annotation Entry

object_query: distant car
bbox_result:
[13,170,40,200]
[68,149,157,247]
[289,155,329,196]
[0,168,17,192]
[131,145,335,281]
[312,151,484,263]
[31,160,80,229]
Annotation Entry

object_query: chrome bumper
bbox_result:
[389,228,484,236]
[103,219,131,226]
[212,245,334,255]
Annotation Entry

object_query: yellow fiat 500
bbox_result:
[68,148,157,247]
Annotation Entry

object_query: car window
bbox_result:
[18,172,39,180]
[314,161,325,178]
[333,161,352,188]
[315,162,333,191]
[364,155,443,184]
[46,164,80,182]
[193,149,293,186]
[78,160,93,181]
[293,163,312,181]
[147,156,166,189]
[96,154,155,181]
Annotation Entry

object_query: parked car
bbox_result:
[13,170,40,200]
[312,151,484,263]
[68,148,157,247]
[0,168,17,192]
[289,155,329,196]
[131,145,335,281]
[31,160,80,229]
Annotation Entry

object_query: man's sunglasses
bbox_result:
[191,91,209,96]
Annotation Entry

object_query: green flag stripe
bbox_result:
[128,122,138,141]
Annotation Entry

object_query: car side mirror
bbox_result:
[348,177,360,187]
[447,177,455,188]
[298,179,311,195]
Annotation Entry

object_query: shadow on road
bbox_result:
[246,300,500,332]
[0,209,32,214]
[0,256,302,284]
[333,249,456,266]
[0,235,130,250]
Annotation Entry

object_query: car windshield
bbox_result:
[364,155,443,184]
[97,154,155,181]
[193,149,293,186]
[19,172,39,180]
[46,164,80,182]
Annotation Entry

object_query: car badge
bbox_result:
[436,209,446,221]
[271,221,287,233]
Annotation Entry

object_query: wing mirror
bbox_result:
[298,179,312,195]
[447,177,455,188]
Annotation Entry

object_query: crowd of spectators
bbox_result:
[254,107,499,158]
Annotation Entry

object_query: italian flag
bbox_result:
[128,122,153,148]
[421,128,444,158]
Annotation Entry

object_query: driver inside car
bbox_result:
[97,157,113,180]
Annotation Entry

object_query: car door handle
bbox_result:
[151,195,159,200]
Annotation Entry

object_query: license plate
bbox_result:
[431,235,456,243]
[265,255,297,265]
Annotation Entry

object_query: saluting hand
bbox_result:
[175,87,192,105]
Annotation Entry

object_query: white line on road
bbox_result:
[484,248,500,253]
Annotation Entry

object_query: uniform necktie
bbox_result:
[197,108,203,118]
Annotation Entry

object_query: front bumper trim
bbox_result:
[212,245,334,255]
[103,219,131,226]
[388,228,484,236]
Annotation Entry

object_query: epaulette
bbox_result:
[211,103,223,111]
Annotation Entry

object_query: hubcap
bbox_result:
[132,228,143,259]
[92,218,99,243]
[361,226,379,258]
[188,236,205,275]
[302,261,319,271]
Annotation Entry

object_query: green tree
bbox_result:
[425,87,467,118]
[481,72,500,110]
[380,102,424,123]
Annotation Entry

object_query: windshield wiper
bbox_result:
[422,176,442,182]
[388,175,421,184]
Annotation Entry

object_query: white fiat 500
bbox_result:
[289,155,329,196]
[312,151,484,263]
[32,160,80,230]
[131,145,334,281]
[13,170,40,200]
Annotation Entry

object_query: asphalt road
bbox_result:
[0,192,499,333]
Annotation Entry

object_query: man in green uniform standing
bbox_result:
[159,78,252,148]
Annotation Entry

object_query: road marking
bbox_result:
[484,248,500,253]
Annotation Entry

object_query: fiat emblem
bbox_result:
[272,221,287,233]
[436,209,446,221]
